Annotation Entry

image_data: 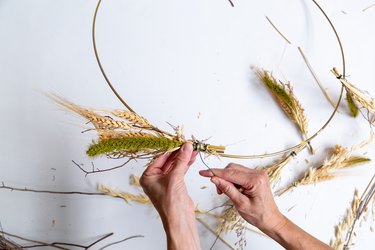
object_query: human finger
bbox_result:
[170,143,194,176]
[199,168,250,186]
[187,151,199,166]
[210,177,246,206]
[143,151,172,175]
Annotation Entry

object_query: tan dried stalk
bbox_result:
[129,174,141,187]
[332,68,375,116]
[97,184,150,204]
[265,143,306,185]
[331,190,360,249]
[298,47,336,109]
[278,136,373,195]
[254,68,311,152]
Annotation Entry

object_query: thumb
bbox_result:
[211,177,244,205]
[171,143,193,175]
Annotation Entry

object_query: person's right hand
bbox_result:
[199,163,286,233]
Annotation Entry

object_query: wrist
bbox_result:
[257,211,288,236]
[162,211,200,250]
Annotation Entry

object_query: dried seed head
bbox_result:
[87,136,183,157]
[330,190,360,249]
[98,184,150,204]
[332,68,375,116]
[112,110,152,127]
[253,68,309,142]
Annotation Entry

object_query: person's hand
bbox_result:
[199,163,286,233]
[140,142,198,218]
[140,143,201,250]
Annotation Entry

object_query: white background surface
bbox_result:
[0,0,375,249]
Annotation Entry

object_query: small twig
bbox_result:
[196,218,235,250]
[72,159,132,176]
[362,3,375,12]
[98,235,144,250]
[0,231,68,250]
[265,16,291,44]
[298,46,336,109]
[0,230,135,250]
[0,182,105,196]
[227,0,234,7]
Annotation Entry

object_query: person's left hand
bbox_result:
[140,143,198,220]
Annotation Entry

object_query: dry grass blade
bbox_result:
[129,174,141,187]
[298,47,336,109]
[265,16,291,44]
[98,184,150,204]
[254,68,311,152]
[330,190,360,249]
[363,3,375,12]
[279,136,373,195]
[332,68,375,116]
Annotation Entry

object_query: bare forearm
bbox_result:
[162,213,201,250]
[261,214,332,250]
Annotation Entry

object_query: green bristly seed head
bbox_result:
[262,73,295,110]
[346,91,359,117]
[87,136,183,157]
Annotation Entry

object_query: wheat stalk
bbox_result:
[278,136,373,195]
[97,184,150,204]
[332,68,375,116]
[265,142,307,185]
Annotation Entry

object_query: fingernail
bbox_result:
[211,177,220,185]
[182,143,193,153]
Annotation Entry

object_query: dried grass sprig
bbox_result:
[265,143,307,185]
[51,95,225,164]
[97,184,150,204]
[330,190,360,249]
[278,137,373,195]
[254,68,312,153]
[214,205,247,250]
[129,174,141,187]
[332,68,375,118]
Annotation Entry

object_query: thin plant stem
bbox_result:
[362,3,375,12]
[298,46,336,108]
[196,218,235,250]
[98,235,144,250]
[265,16,291,44]
[0,182,105,196]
